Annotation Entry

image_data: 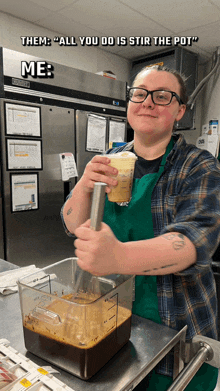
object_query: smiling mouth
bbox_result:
[138,114,157,118]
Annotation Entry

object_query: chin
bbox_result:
[133,126,157,134]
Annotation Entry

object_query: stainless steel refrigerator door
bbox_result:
[76,110,127,180]
[0,100,76,267]
[0,175,5,259]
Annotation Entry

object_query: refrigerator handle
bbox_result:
[64,181,71,202]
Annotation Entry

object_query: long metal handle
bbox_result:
[167,343,213,391]
[90,182,107,231]
[72,182,107,298]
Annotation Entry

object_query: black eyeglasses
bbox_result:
[128,87,183,106]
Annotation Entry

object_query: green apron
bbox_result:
[103,137,218,390]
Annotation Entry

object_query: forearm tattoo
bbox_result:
[142,233,185,274]
[162,233,185,250]
[143,262,178,273]
[67,207,73,215]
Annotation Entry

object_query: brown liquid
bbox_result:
[23,316,131,379]
[23,294,131,349]
[107,154,136,203]
[108,173,133,203]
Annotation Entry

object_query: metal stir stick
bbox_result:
[72,182,107,298]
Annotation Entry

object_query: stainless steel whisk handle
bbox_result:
[71,182,107,300]
[90,182,107,231]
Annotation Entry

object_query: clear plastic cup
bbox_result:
[106,152,137,203]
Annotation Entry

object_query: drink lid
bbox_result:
[106,151,137,159]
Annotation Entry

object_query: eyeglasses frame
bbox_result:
[128,87,184,106]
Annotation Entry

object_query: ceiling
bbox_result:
[0,0,220,63]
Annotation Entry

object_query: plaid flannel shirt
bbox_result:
[61,133,220,376]
[103,133,220,376]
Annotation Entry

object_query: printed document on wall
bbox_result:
[7,139,42,170]
[11,174,38,212]
[5,103,41,137]
[59,153,78,181]
[86,115,106,152]
[109,120,126,143]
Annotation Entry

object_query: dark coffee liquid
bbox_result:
[23,316,131,380]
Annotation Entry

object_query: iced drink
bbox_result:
[107,152,137,203]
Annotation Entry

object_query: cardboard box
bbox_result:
[196,134,219,157]
[209,125,218,135]
[96,71,117,80]
[209,119,219,135]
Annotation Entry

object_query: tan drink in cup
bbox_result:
[106,152,137,203]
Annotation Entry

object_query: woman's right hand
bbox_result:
[80,155,118,194]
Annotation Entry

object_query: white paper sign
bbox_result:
[11,174,38,212]
[86,115,107,152]
[109,120,126,143]
[5,103,41,137]
[7,139,42,170]
[59,152,78,181]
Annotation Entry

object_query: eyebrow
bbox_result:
[135,84,173,91]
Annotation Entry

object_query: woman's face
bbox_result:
[127,70,186,139]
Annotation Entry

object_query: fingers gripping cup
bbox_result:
[107,152,137,203]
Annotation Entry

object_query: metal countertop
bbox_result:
[0,258,19,272]
[0,260,185,391]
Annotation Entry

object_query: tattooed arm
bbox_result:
[74,222,197,276]
[118,232,197,275]
[62,179,92,235]
[62,155,117,235]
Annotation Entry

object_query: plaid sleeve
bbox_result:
[161,154,220,275]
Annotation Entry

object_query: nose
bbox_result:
[142,92,155,108]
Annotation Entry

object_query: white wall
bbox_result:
[0,12,130,82]
[176,63,204,145]
[184,58,220,152]
[175,58,220,147]
[200,59,220,128]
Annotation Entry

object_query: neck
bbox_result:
[134,133,172,160]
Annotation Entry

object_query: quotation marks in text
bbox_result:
[21,36,199,47]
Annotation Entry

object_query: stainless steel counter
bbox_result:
[0,258,19,272]
[0,260,186,391]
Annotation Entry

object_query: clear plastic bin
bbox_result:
[18,258,134,379]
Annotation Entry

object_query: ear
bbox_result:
[175,104,186,122]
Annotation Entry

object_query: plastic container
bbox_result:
[105,151,137,203]
[18,258,134,380]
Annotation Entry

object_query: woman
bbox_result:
[61,65,220,390]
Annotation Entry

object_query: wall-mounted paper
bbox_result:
[11,174,38,212]
[5,103,41,137]
[86,115,106,152]
[59,152,78,181]
[7,139,42,170]
[109,120,126,144]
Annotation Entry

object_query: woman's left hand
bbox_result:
[74,220,124,275]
